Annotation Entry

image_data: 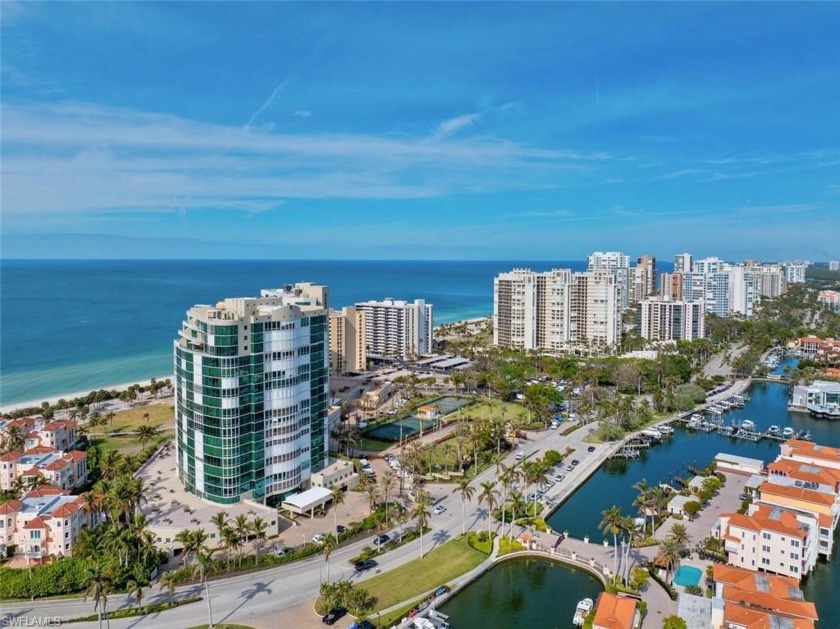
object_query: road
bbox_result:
[2,421,605,628]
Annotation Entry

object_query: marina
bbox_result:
[545,380,840,626]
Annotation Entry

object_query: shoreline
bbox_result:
[0,375,175,415]
[1,316,494,416]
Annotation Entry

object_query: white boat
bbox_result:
[782,427,795,438]
[768,425,780,435]
[573,598,594,626]
[642,428,662,440]
[689,413,703,422]
[656,424,674,435]
[741,420,756,430]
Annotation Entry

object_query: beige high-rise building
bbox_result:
[638,296,705,342]
[635,254,657,298]
[659,272,684,300]
[329,306,366,374]
[570,270,624,350]
[493,268,572,351]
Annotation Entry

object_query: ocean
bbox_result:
[2,259,653,406]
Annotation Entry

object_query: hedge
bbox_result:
[67,596,202,623]
[0,558,90,599]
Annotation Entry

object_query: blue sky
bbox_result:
[1,2,838,261]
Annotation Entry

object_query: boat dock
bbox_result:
[677,417,811,443]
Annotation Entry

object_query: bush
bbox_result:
[542,449,563,466]
[497,537,524,556]
[0,559,92,599]
[67,596,202,622]
[685,584,703,595]
[467,531,495,555]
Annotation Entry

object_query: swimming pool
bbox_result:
[673,565,703,588]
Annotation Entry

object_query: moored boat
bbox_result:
[768,425,780,435]
[782,427,795,438]
[573,598,594,626]
[741,420,756,430]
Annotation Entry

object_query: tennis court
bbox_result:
[428,396,473,415]
[364,416,438,442]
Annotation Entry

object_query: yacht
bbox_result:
[741,420,756,430]
[573,598,594,626]
[642,428,662,440]
[657,424,674,435]
[782,427,796,439]
[689,413,703,423]
[768,425,780,435]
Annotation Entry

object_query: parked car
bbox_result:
[587,446,596,452]
[322,606,347,625]
[355,622,376,629]
[515,451,525,460]
[373,533,391,546]
[355,559,379,572]
[273,545,293,556]
[739,493,752,500]
[566,464,574,471]
[312,533,329,544]
[544,479,555,487]
[571,459,580,466]
[555,474,564,481]
[433,504,447,515]
[433,585,451,597]
[336,524,347,534]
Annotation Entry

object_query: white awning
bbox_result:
[281,486,333,515]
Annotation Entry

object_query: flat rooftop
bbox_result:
[20,494,78,516]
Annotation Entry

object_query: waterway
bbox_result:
[439,557,603,628]
[543,378,840,625]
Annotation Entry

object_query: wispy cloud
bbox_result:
[655,168,703,180]
[2,100,621,217]
[433,112,482,139]
[293,110,311,118]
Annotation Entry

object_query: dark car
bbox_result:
[587,446,596,452]
[355,559,379,572]
[373,533,391,546]
[336,524,347,534]
[322,606,347,625]
[571,459,580,466]
[357,621,376,629]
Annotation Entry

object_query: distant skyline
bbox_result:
[2,2,838,260]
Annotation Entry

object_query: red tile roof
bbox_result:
[592,592,636,629]
[0,499,23,515]
[24,486,65,498]
[759,482,836,507]
[23,516,51,530]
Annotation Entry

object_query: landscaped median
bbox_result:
[66,596,202,623]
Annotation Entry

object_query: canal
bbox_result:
[542,378,840,625]
[439,557,603,628]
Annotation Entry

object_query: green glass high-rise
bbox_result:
[174,283,329,505]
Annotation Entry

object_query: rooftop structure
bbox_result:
[591,592,637,629]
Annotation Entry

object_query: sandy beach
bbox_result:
[0,374,175,415]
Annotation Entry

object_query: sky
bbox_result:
[1,2,838,261]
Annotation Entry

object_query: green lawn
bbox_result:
[88,403,174,455]
[455,398,529,423]
[363,535,487,612]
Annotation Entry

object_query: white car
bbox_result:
[515,451,525,460]
[433,505,447,515]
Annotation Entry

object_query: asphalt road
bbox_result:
[3,421,604,629]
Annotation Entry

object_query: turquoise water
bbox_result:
[1,259,625,405]
[439,557,603,628]
[673,565,703,587]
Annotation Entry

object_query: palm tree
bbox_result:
[656,537,682,583]
[453,479,475,536]
[136,424,161,449]
[600,506,624,579]
[668,523,691,550]
[221,526,240,571]
[632,478,652,538]
[322,533,339,582]
[1,424,24,453]
[159,571,177,606]
[330,486,345,536]
[477,481,498,536]
[412,491,432,559]
[233,514,250,566]
[210,512,228,544]
[84,562,111,629]
[380,468,397,526]
[508,491,526,537]
[127,580,144,611]
[362,478,379,514]
[250,516,268,559]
